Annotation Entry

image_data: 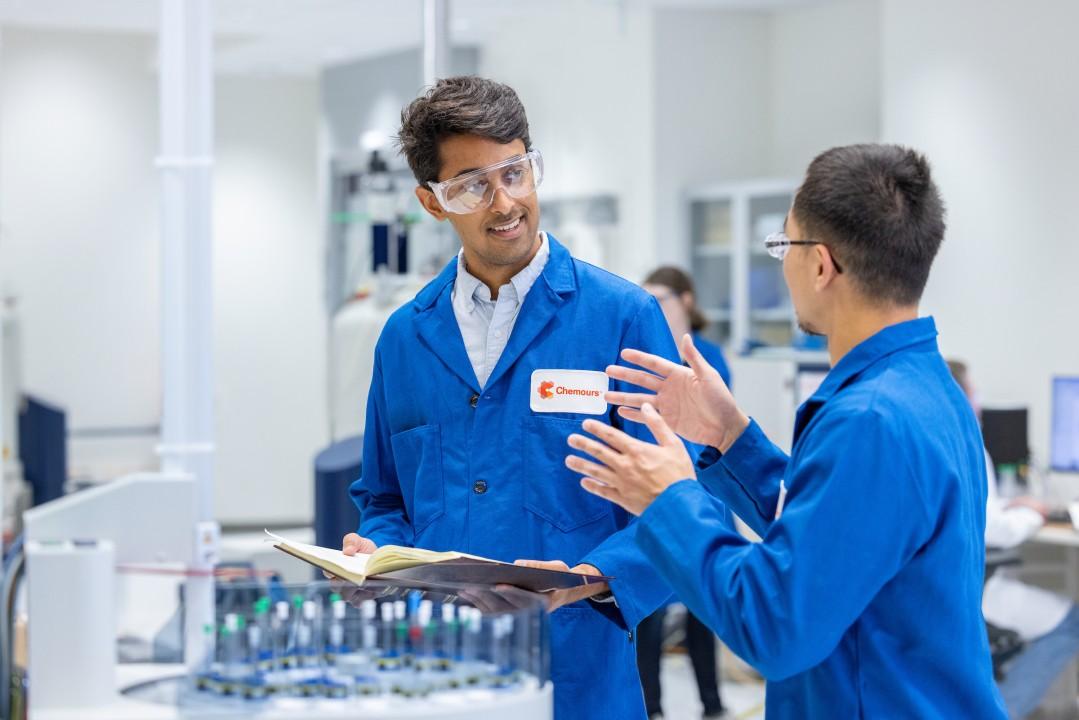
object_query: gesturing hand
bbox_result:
[566,402,696,516]
[606,333,749,453]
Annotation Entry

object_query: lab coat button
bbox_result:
[469,394,479,408]
[473,479,488,495]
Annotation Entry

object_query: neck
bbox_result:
[825,302,918,366]
[462,234,542,299]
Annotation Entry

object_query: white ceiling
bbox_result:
[0,0,826,75]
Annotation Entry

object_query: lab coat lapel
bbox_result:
[414,268,482,394]
[483,235,576,390]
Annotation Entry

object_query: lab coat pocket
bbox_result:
[523,416,611,533]
[389,424,446,535]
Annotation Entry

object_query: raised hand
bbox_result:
[606,333,749,452]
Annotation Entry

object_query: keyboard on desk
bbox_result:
[1046,508,1072,524]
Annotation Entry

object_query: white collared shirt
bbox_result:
[982,449,1072,640]
[451,234,550,388]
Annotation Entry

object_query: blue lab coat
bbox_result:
[350,235,679,720]
[635,317,1006,718]
[692,332,731,388]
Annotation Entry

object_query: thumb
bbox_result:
[641,402,680,446]
[342,533,376,555]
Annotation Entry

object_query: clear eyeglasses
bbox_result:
[764,231,844,273]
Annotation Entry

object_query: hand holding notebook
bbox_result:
[266,531,612,596]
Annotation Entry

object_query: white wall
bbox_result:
[651,1,880,271]
[881,0,1079,466]
[768,0,880,176]
[652,8,773,270]
[214,75,323,525]
[0,27,324,524]
[479,2,656,283]
[0,28,161,478]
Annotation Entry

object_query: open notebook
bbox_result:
[266,531,611,594]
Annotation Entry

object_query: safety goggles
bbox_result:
[764,231,844,273]
[427,150,544,215]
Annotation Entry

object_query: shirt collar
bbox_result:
[455,233,549,307]
[810,316,939,403]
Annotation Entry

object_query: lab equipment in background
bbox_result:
[25,539,116,711]
[313,435,362,551]
[1051,377,1079,473]
[327,148,456,314]
[982,408,1031,489]
[179,580,549,711]
[1,300,27,545]
[325,147,450,441]
[17,474,552,719]
[687,179,799,352]
[726,354,830,455]
[539,194,619,269]
[17,396,66,507]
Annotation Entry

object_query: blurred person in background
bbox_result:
[950,360,1079,719]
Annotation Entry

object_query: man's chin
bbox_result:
[796,318,824,337]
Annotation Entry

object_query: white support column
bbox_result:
[423,0,450,88]
[157,0,218,670]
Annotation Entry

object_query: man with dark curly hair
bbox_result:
[344,76,686,720]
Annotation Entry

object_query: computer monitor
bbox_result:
[1051,377,1079,473]
[981,408,1029,469]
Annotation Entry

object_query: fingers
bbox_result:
[680,334,717,380]
[640,403,680,446]
[513,559,570,572]
[459,589,512,615]
[605,365,662,391]
[581,418,636,453]
[619,347,682,377]
[580,477,626,509]
[604,390,654,410]
[567,433,623,469]
[565,454,617,484]
[493,585,545,610]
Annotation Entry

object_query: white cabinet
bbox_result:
[687,179,803,352]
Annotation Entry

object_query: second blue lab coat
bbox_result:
[350,235,680,720]
[636,317,1006,718]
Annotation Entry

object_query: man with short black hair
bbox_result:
[343,76,682,720]
[567,144,1007,717]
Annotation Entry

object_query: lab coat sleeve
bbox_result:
[635,408,933,681]
[694,419,791,538]
[349,349,413,548]
[580,297,684,630]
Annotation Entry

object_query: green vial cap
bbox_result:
[293,595,304,609]
[330,593,342,603]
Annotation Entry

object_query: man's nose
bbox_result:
[490,186,515,215]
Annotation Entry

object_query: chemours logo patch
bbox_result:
[538,381,555,399]
[530,370,609,415]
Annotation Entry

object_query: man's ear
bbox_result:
[415,186,448,222]
[813,244,841,291]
